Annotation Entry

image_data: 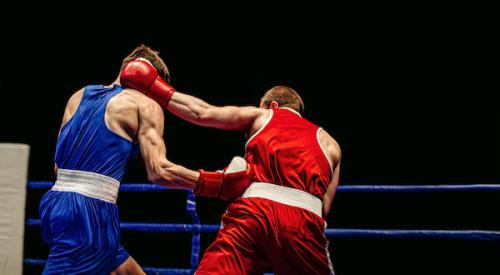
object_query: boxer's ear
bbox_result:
[270,101,279,109]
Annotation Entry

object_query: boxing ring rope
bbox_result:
[24,181,500,274]
[27,181,500,192]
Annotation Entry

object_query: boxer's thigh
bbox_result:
[269,203,333,275]
[196,199,269,275]
[111,247,145,275]
[43,192,121,274]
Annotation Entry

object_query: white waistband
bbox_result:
[241,182,323,217]
[52,169,120,204]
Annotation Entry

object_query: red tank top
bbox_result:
[245,108,332,199]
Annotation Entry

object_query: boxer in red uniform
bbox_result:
[121,61,341,274]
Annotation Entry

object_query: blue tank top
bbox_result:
[55,84,140,181]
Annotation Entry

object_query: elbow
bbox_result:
[147,173,162,184]
[147,159,174,184]
[322,208,330,219]
[147,170,174,185]
[148,167,182,189]
[146,161,191,189]
[322,200,333,218]
[148,169,171,184]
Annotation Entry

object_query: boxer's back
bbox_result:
[55,84,142,181]
[245,108,333,198]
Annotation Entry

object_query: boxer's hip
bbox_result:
[39,193,123,274]
[223,182,327,243]
[39,189,121,245]
[39,169,121,249]
[241,182,323,218]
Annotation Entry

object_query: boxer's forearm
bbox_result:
[154,161,199,190]
[167,91,261,131]
[137,98,199,189]
[167,91,213,125]
[322,162,340,217]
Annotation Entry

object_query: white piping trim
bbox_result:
[325,239,335,274]
[245,109,273,149]
[317,128,334,173]
[280,107,302,117]
[323,221,335,274]
[242,182,323,217]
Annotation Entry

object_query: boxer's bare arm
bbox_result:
[167,92,269,134]
[319,129,342,217]
[119,61,266,132]
[136,93,199,189]
[323,163,340,217]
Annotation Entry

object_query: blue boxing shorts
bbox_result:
[38,169,129,275]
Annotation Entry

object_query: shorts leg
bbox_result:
[271,228,333,275]
[112,245,131,271]
[196,201,269,275]
[39,191,55,246]
[267,202,334,275]
[39,191,121,275]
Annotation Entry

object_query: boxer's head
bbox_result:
[260,86,304,115]
[121,44,171,83]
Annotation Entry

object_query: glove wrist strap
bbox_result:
[150,78,176,108]
[195,170,223,198]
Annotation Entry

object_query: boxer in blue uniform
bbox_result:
[39,45,254,274]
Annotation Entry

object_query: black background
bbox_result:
[1,6,498,275]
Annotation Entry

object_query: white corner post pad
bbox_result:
[0,143,30,275]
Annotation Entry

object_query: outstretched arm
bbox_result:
[119,59,267,132]
[167,92,267,131]
[137,97,199,189]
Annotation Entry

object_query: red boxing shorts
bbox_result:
[196,182,334,275]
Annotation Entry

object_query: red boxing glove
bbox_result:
[120,58,176,108]
[195,156,254,201]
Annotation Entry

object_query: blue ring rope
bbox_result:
[25,219,500,241]
[186,193,201,268]
[28,181,500,192]
[336,184,500,192]
[325,228,500,240]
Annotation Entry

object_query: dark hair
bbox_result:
[260,85,304,114]
[121,44,171,83]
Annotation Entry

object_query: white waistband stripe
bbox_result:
[242,182,323,217]
[52,169,120,204]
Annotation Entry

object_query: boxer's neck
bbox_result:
[105,76,121,88]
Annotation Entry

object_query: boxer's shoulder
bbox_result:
[66,88,84,108]
[318,129,341,163]
[247,108,272,136]
[61,88,85,124]
[105,88,163,142]
[110,88,161,111]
